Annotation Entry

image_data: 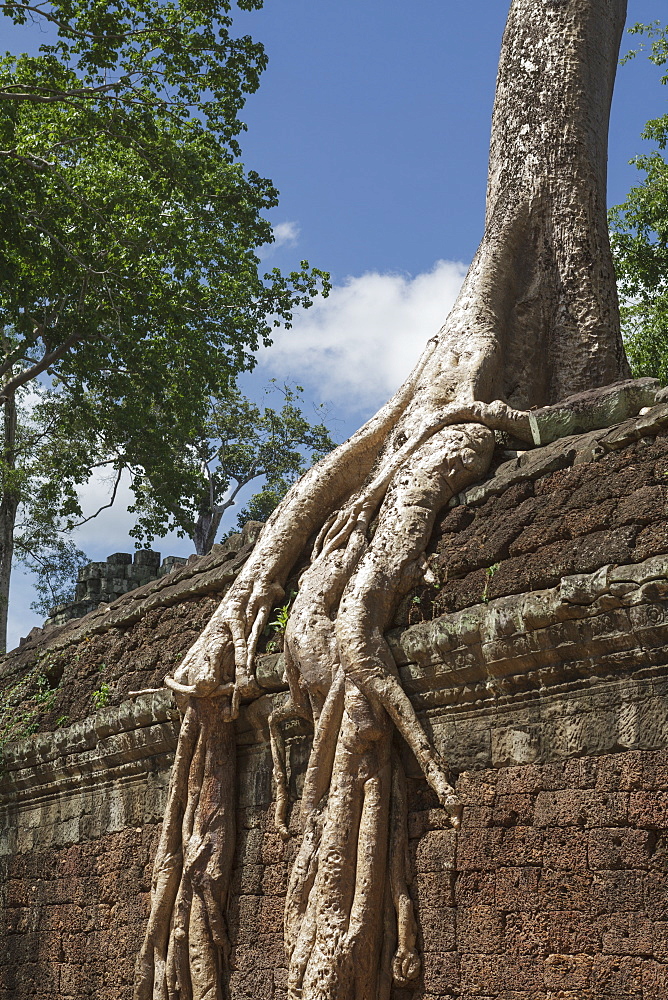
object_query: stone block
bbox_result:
[461,954,545,993]
[261,863,290,896]
[498,826,543,866]
[456,906,504,954]
[493,793,535,827]
[628,790,668,828]
[542,828,588,871]
[415,828,457,873]
[418,905,457,951]
[133,550,161,568]
[504,911,550,956]
[495,867,540,911]
[492,727,541,766]
[456,828,504,871]
[415,870,455,909]
[421,951,460,994]
[107,554,132,566]
[227,967,274,999]
[461,803,494,828]
[455,769,497,802]
[536,871,592,911]
[594,751,645,792]
[591,954,643,997]
[600,913,653,956]
[496,764,543,797]
[590,870,644,915]
[455,870,496,908]
[546,910,601,953]
[588,828,653,870]
[644,871,668,919]
[543,953,592,991]
[643,959,668,999]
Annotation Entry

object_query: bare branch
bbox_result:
[66,466,123,527]
[0,148,54,168]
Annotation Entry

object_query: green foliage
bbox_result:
[265,589,296,651]
[20,538,89,616]
[129,382,336,553]
[91,682,111,709]
[0,0,329,624]
[0,663,60,758]
[0,0,325,403]
[610,22,668,382]
[268,600,292,635]
[482,562,500,604]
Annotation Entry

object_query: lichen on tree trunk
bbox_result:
[135,2,644,998]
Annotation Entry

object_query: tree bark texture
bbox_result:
[136,2,640,998]
[0,392,18,654]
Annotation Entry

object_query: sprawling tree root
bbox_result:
[135,1,644,997]
[134,698,236,1000]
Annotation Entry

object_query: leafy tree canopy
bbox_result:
[610,21,668,382]
[0,0,329,645]
[128,381,337,555]
[0,0,326,420]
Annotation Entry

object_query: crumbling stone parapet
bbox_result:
[44,549,188,628]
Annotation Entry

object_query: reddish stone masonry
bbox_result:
[3,407,668,999]
[4,749,668,999]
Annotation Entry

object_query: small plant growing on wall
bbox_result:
[92,684,111,709]
[482,563,501,604]
[265,591,297,652]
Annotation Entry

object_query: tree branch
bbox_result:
[66,466,123,527]
[0,331,87,400]
[0,3,189,43]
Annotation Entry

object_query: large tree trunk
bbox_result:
[0,392,18,654]
[136,2,645,998]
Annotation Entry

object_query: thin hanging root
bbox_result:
[378,881,397,1000]
[285,810,324,996]
[299,669,345,822]
[284,809,323,953]
[135,707,200,1000]
[136,700,235,1000]
[389,752,420,986]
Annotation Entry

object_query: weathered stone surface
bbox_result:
[2,408,668,997]
[396,403,668,624]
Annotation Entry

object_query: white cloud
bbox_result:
[259,259,467,415]
[272,221,300,248]
[5,258,468,649]
[71,469,195,561]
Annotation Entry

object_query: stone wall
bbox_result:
[3,405,668,999]
[44,550,187,629]
[3,645,668,999]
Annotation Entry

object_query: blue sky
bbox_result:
[4,1,668,646]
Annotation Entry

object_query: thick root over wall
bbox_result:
[133,0,645,997]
